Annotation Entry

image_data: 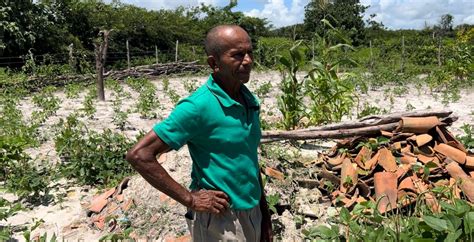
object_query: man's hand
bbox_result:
[190,190,230,214]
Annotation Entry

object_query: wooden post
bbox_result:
[438,40,442,67]
[155,45,159,64]
[175,40,179,62]
[94,30,111,101]
[126,39,130,71]
[401,35,405,72]
[369,40,373,71]
[68,43,74,70]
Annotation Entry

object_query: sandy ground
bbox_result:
[2,70,473,241]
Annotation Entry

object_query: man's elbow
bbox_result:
[126,148,144,165]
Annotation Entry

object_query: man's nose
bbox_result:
[243,53,253,65]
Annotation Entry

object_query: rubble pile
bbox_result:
[315,116,474,213]
[86,178,135,232]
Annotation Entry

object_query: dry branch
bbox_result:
[261,111,455,143]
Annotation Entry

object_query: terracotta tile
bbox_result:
[88,187,116,213]
[398,177,416,192]
[327,153,345,167]
[265,167,284,180]
[116,194,124,202]
[412,176,440,212]
[364,150,380,170]
[399,116,440,134]
[391,142,402,150]
[122,199,135,211]
[445,161,474,202]
[434,143,466,165]
[378,148,398,172]
[465,156,474,169]
[436,126,467,152]
[416,134,433,147]
[93,215,106,230]
[106,202,120,214]
[340,158,358,193]
[380,130,394,137]
[401,144,412,153]
[354,146,372,169]
[400,153,417,164]
[374,172,398,213]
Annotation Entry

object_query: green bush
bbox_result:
[54,114,135,186]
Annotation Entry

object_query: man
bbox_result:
[126,25,272,241]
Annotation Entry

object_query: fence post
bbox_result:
[155,45,159,65]
[401,35,405,72]
[369,40,373,71]
[68,43,75,70]
[175,40,179,62]
[126,39,130,71]
[94,30,111,101]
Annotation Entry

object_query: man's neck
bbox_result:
[213,74,242,100]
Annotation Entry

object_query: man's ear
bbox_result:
[207,55,219,73]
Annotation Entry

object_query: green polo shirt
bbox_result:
[153,75,262,210]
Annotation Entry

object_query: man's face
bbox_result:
[213,28,253,84]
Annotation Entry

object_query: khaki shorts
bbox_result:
[185,205,262,242]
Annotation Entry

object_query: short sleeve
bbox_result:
[153,99,202,150]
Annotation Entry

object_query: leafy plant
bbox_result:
[457,124,474,149]
[255,80,272,98]
[64,83,82,99]
[183,79,198,93]
[31,86,60,123]
[127,78,160,119]
[266,193,280,214]
[80,87,97,119]
[54,114,136,186]
[277,40,307,130]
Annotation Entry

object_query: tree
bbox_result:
[304,0,367,45]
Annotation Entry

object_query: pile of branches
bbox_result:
[311,114,474,213]
[5,61,205,93]
[104,61,205,80]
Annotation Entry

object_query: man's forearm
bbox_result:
[130,157,193,207]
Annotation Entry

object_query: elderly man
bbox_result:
[126,25,272,241]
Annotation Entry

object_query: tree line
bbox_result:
[1,0,472,68]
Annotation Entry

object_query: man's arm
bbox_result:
[126,130,229,214]
[258,170,273,242]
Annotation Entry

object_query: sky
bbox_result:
[111,0,474,29]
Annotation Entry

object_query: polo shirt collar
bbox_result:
[206,75,259,109]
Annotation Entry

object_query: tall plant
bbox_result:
[305,19,357,124]
[277,40,307,130]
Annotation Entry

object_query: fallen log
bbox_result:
[293,110,452,132]
[261,113,455,143]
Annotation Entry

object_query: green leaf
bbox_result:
[464,212,474,234]
[445,229,462,242]
[423,215,448,232]
[340,207,351,223]
[444,214,462,232]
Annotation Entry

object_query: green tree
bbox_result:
[304,0,367,45]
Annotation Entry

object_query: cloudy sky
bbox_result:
[112,0,474,29]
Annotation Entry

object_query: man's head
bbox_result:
[205,25,253,84]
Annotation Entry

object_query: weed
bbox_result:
[167,89,181,104]
[80,87,97,119]
[126,77,161,119]
[31,86,60,123]
[255,81,272,98]
[65,83,82,99]
[183,79,198,93]
[162,78,170,92]
[457,124,474,149]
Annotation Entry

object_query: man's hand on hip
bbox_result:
[190,190,230,214]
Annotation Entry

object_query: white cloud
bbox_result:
[107,0,225,10]
[110,0,474,29]
[243,0,310,28]
[362,0,474,29]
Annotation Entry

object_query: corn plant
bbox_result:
[305,19,356,125]
[277,40,307,130]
